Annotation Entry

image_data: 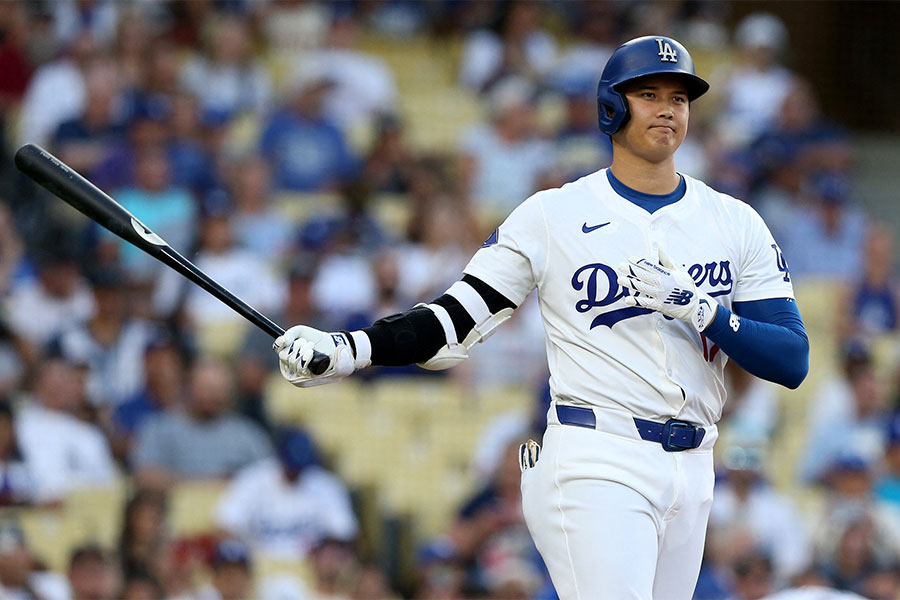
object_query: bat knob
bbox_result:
[308,351,331,376]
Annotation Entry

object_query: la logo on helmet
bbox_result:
[656,39,678,62]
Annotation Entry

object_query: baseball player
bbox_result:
[275,36,809,599]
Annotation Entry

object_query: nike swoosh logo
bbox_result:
[582,222,611,233]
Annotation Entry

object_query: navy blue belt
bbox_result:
[556,405,706,452]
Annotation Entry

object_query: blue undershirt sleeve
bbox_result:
[702,298,809,389]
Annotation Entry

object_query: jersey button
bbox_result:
[657,321,664,329]
[651,242,659,249]
[666,369,673,377]
[649,224,658,231]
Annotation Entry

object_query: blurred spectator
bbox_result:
[800,346,889,483]
[549,2,617,95]
[780,171,867,282]
[0,516,69,600]
[0,3,34,111]
[260,64,358,192]
[53,267,153,409]
[167,92,220,197]
[396,200,471,302]
[51,54,127,177]
[553,80,613,183]
[731,551,775,600]
[751,80,852,185]
[228,155,293,258]
[195,539,254,600]
[216,427,358,562]
[361,114,417,195]
[153,204,283,340]
[720,360,779,442]
[110,327,186,463]
[0,402,34,507]
[459,1,557,94]
[875,413,900,514]
[308,537,358,600]
[17,32,97,148]
[713,12,796,149]
[52,0,119,48]
[118,488,169,584]
[709,442,811,583]
[459,76,556,216]
[431,440,548,597]
[814,510,900,594]
[119,568,165,600]
[5,247,94,349]
[836,224,899,344]
[100,145,196,284]
[0,204,24,297]
[132,357,272,488]
[16,356,117,503]
[180,15,272,120]
[300,13,398,133]
[351,562,394,600]
[67,544,120,600]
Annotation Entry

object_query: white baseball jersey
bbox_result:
[464,169,794,426]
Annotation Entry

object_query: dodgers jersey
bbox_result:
[464,169,794,426]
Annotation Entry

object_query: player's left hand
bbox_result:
[617,248,718,332]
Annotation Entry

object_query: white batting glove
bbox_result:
[273,325,369,388]
[617,248,718,332]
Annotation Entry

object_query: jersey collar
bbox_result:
[606,170,686,214]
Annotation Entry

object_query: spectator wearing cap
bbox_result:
[800,345,889,484]
[874,412,900,514]
[195,539,254,600]
[215,427,358,562]
[16,356,117,503]
[52,266,155,409]
[708,442,811,584]
[259,62,358,192]
[132,357,272,489]
[459,76,557,217]
[4,247,95,349]
[553,77,613,183]
[67,544,120,600]
[779,170,867,282]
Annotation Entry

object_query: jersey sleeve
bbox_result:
[733,204,795,302]
[463,195,547,306]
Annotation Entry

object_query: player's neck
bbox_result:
[609,154,680,196]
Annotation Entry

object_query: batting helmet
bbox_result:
[597,36,709,135]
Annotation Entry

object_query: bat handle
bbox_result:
[308,351,331,376]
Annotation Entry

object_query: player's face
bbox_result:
[614,74,690,163]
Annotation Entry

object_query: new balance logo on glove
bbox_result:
[664,289,694,306]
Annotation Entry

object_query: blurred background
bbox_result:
[0,1,899,599]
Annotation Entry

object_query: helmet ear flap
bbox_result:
[596,87,628,135]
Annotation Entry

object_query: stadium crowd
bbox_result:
[0,1,897,599]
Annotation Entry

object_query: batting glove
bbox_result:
[617,247,718,332]
[274,325,370,388]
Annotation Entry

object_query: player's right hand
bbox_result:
[274,325,356,388]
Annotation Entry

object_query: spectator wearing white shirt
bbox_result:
[216,427,358,562]
[5,248,94,350]
[16,356,118,504]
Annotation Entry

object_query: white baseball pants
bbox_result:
[521,403,718,600]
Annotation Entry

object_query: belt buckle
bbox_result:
[661,419,697,452]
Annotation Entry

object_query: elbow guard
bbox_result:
[417,280,514,370]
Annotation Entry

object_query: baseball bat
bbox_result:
[13,144,330,375]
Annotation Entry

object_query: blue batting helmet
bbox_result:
[597,36,709,135]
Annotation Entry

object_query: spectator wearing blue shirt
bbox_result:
[875,413,900,513]
[259,65,357,192]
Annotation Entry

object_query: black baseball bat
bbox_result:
[14,144,330,375]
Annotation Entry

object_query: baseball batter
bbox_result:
[275,36,809,599]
